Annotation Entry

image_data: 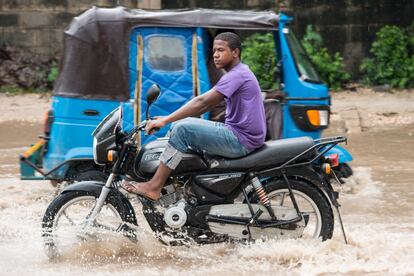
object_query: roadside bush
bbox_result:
[242,33,278,89]
[301,25,350,90]
[47,64,59,85]
[361,24,414,88]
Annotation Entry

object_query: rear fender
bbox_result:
[61,181,137,225]
[263,166,339,206]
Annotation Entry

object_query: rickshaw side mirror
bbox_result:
[146,84,161,105]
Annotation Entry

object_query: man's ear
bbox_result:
[232,48,240,58]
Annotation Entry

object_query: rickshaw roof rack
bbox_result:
[66,6,280,40]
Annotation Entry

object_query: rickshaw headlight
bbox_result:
[306,110,329,127]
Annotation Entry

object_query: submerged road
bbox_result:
[0,120,413,275]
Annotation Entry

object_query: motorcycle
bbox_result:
[42,84,348,260]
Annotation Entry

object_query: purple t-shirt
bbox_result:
[213,63,266,150]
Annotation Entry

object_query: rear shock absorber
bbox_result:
[250,175,276,220]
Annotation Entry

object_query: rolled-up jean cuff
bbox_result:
[159,143,184,170]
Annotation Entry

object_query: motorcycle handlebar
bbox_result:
[126,120,160,140]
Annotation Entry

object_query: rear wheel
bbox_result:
[42,191,137,260]
[252,179,334,240]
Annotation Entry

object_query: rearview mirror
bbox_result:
[146,84,161,105]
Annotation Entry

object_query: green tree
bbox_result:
[242,33,278,89]
[301,25,350,90]
[361,25,414,88]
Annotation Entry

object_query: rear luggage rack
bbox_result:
[259,136,347,176]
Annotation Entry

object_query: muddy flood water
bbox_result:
[0,121,413,275]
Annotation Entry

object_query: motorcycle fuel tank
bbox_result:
[134,138,208,177]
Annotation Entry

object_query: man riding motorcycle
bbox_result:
[122,32,267,200]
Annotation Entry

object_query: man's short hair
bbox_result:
[214,32,242,57]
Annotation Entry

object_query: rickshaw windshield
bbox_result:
[285,29,322,84]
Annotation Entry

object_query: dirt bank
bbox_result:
[0,93,50,123]
[329,88,414,134]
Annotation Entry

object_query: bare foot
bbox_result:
[121,181,161,200]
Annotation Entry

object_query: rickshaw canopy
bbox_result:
[53,6,280,101]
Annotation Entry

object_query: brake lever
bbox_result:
[146,117,161,134]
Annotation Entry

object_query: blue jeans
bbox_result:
[159,118,251,169]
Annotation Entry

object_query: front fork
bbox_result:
[82,173,117,230]
[82,140,131,230]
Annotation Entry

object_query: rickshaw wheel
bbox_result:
[50,180,60,187]
[74,170,108,183]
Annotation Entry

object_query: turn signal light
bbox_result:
[306,110,329,127]
[107,150,117,162]
[322,163,331,175]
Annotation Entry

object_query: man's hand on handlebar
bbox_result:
[145,116,168,134]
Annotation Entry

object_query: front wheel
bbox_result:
[252,179,334,240]
[42,191,137,260]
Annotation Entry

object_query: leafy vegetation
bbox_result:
[301,25,350,90]
[47,65,59,86]
[361,24,414,88]
[242,28,350,91]
[242,33,278,89]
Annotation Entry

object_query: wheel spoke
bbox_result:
[280,192,286,206]
[44,195,128,260]
[266,186,325,239]
[94,221,120,233]
[62,210,76,226]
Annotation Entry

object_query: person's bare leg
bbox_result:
[123,162,172,200]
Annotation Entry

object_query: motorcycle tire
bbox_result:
[42,190,137,260]
[251,179,334,241]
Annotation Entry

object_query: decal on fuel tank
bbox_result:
[144,153,161,161]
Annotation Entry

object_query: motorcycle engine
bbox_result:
[159,184,188,229]
[164,200,187,229]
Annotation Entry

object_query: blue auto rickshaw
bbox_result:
[20,7,353,184]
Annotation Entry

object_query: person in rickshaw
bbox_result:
[122,32,266,200]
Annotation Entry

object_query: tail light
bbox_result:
[326,153,339,167]
[289,105,330,131]
[43,109,54,136]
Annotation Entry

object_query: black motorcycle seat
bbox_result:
[211,136,316,171]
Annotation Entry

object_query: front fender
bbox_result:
[61,181,137,224]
